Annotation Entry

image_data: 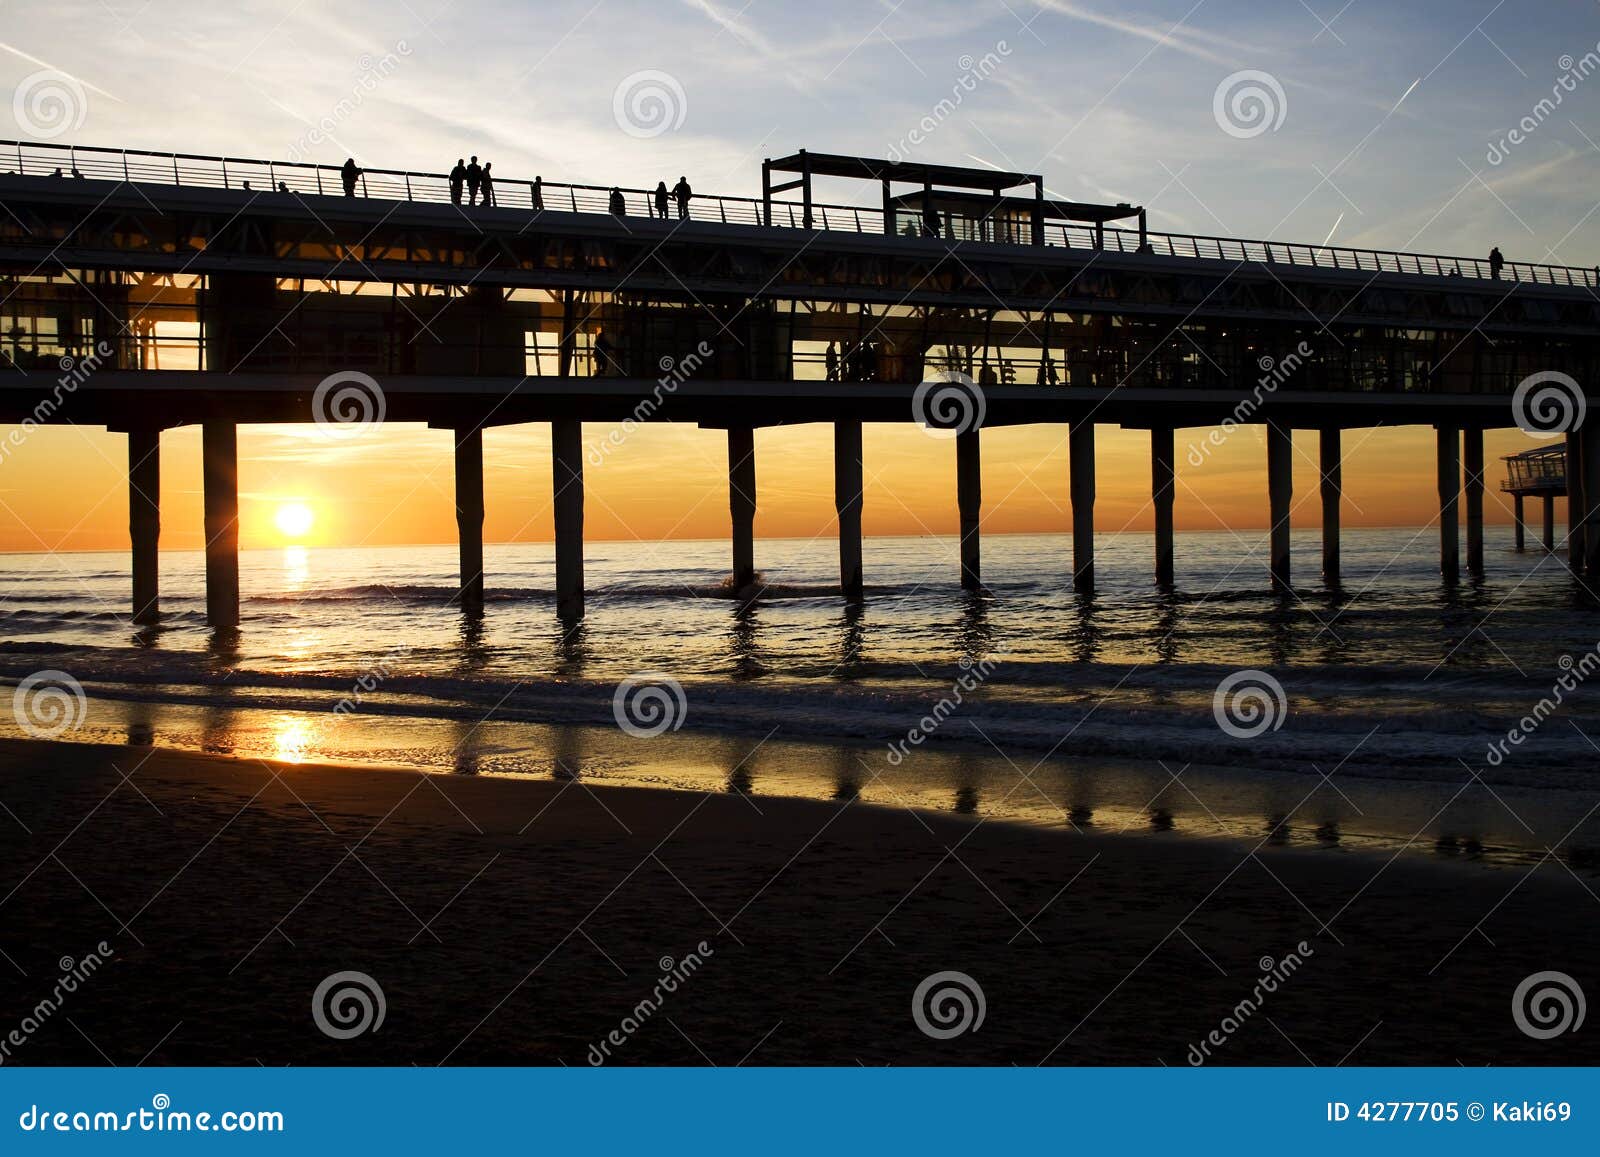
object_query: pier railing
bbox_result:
[4,137,1598,289]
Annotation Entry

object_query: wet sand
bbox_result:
[0,736,1593,1066]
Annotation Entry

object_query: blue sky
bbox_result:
[5,0,1600,265]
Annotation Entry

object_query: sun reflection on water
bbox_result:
[272,715,319,764]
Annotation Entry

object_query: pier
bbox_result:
[2,139,1597,626]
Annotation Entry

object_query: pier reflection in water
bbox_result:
[42,689,1597,873]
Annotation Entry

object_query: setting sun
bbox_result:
[274,502,316,540]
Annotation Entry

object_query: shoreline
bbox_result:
[1,734,1593,1065]
[4,683,1598,871]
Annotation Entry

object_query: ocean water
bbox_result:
[2,528,1598,866]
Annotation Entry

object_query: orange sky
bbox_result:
[0,421,1558,554]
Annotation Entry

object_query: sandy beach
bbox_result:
[0,734,1592,1066]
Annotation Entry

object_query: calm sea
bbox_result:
[2,528,1598,866]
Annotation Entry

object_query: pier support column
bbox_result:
[552,418,585,619]
[1151,427,1174,588]
[1584,420,1600,578]
[454,427,485,613]
[1267,420,1292,592]
[1464,427,1485,578]
[1543,494,1555,551]
[1513,494,1526,552]
[1070,422,1095,594]
[1319,427,1341,586]
[834,420,864,599]
[128,426,161,625]
[201,420,239,628]
[1437,425,1460,584]
[728,426,757,590]
[1567,430,1584,568]
[956,428,981,590]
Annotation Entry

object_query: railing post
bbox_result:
[222,159,229,189]
[316,167,323,195]
[173,154,180,184]
[405,173,412,200]
[122,151,129,182]
[570,188,577,211]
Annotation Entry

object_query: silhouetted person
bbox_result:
[1489,246,1504,280]
[465,155,482,206]
[480,162,495,207]
[532,175,544,210]
[654,180,670,220]
[341,157,361,197]
[825,341,838,381]
[277,180,289,193]
[449,158,466,204]
[672,175,691,219]
[923,204,940,237]
[609,187,626,215]
[593,329,615,376]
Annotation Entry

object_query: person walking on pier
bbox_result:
[654,180,670,220]
[1489,245,1504,280]
[610,187,626,216]
[532,175,544,211]
[480,162,495,208]
[449,158,466,204]
[673,175,692,219]
[341,157,362,197]
[593,329,618,376]
[466,156,482,205]
[825,341,838,381]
